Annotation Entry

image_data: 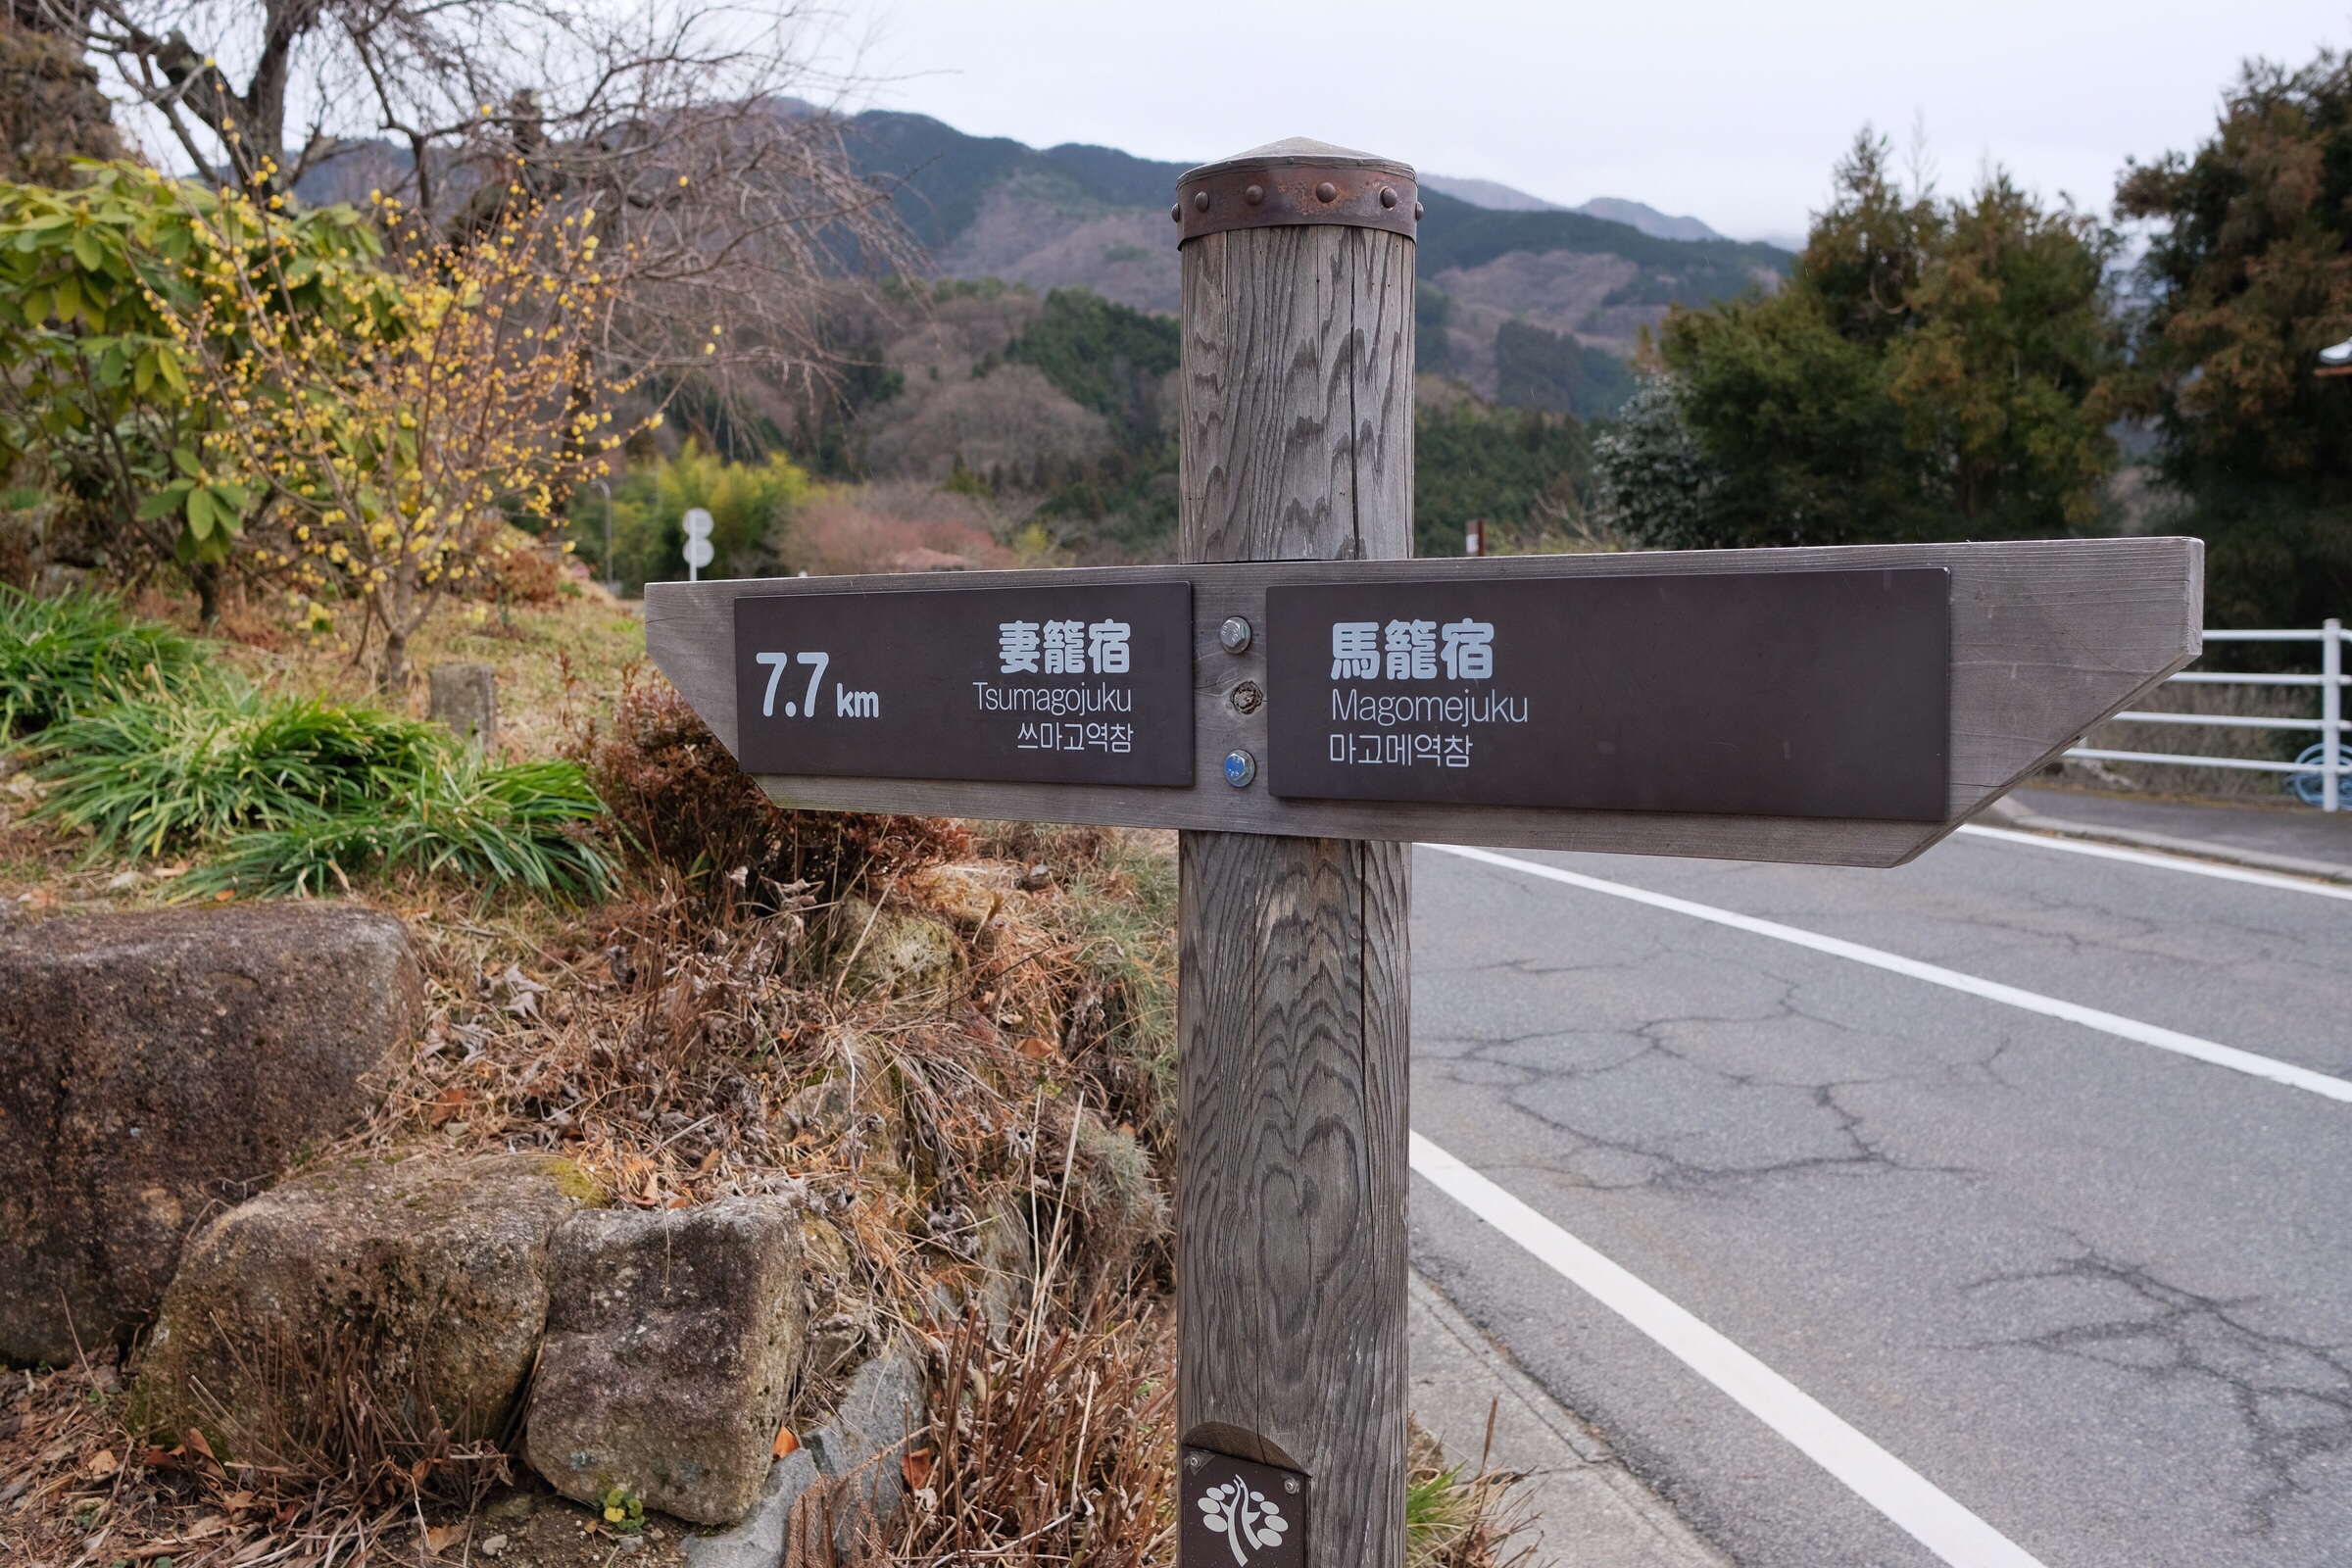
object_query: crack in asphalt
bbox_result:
[1415,994,1984,1193]
[1966,1251,2352,1539]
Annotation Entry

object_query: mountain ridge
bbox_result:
[847,111,1791,414]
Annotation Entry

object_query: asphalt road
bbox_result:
[1406,829,2352,1568]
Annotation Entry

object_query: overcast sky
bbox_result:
[842,1,2348,244]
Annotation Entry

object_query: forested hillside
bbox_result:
[843,112,1792,415]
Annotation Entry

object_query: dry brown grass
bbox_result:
[876,1307,1176,1568]
[1,598,1530,1568]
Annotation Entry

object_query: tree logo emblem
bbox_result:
[1197,1472,1290,1564]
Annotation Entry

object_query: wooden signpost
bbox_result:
[648,139,2203,1568]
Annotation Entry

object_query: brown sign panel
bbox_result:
[1181,1446,1305,1568]
[1263,568,1951,821]
[732,582,1193,786]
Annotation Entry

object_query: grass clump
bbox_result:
[1405,1416,1536,1568]
[31,676,447,858]
[583,666,964,907]
[0,583,206,740]
[183,751,614,901]
[30,673,613,899]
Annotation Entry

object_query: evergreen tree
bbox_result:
[1601,132,2122,550]
[2115,51,2352,626]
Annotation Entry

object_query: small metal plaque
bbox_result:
[1264,568,1950,820]
[733,582,1193,786]
[1181,1446,1306,1568]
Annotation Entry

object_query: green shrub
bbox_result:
[31,677,444,858]
[0,584,206,741]
[183,752,614,902]
[569,441,810,593]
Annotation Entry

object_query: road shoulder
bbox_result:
[1409,1270,1731,1568]
[1984,790,2352,883]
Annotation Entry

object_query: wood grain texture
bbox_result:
[643,535,2204,867]
[1176,833,1410,1558]
[1179,225,1415,564]
[1172,218,1416,1568]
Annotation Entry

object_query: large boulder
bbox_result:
[526,1198,808,1527]
[130,1152,596,1453]
[0,904,420,1366]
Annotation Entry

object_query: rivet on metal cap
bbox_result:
[1413,201,1423,220]
[1194,190,1211,213]
[1380,186,1397,208]
[1169,203,1181,221]
[1223,750,1258,789]
[1245,183,1264,205]
[1315,181,1338,203]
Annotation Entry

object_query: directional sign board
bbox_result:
[646,538,2203,868]
[732,581,1193,786]
[1262,568,1948,820]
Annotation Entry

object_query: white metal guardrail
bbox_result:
[2064,618,2347,811]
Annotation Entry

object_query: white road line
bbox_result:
[1953,822,2352,902]
[1423,843,2352,1104]
[1410,1132,2048,1568]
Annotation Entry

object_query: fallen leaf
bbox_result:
[902,1447,935,1490]
[219,1489,255,1512]
[424,1521,467,1552]
[181,1429,216,1463]
[1015,1036,1054,1060]
[426,1086,468,1127]
[773,1425,800,1459]
[85,1447,120,1478]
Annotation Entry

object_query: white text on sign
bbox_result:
[999,619,1132,676]
[1331,619,1495,681]
[753,652,875,720]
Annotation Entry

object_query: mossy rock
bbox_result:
[130,1152,596,1455]
[829,897,969,1002]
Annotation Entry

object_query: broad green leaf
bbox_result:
[185,485,217,540]
[71,229,103,271]
[137,482,192,519]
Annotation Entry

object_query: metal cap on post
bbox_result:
[1172,137,1420,245]
[1174,138,1416,1568]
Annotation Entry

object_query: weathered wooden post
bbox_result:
[1170,139,1419,1568]
[641,166,2202,1565]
